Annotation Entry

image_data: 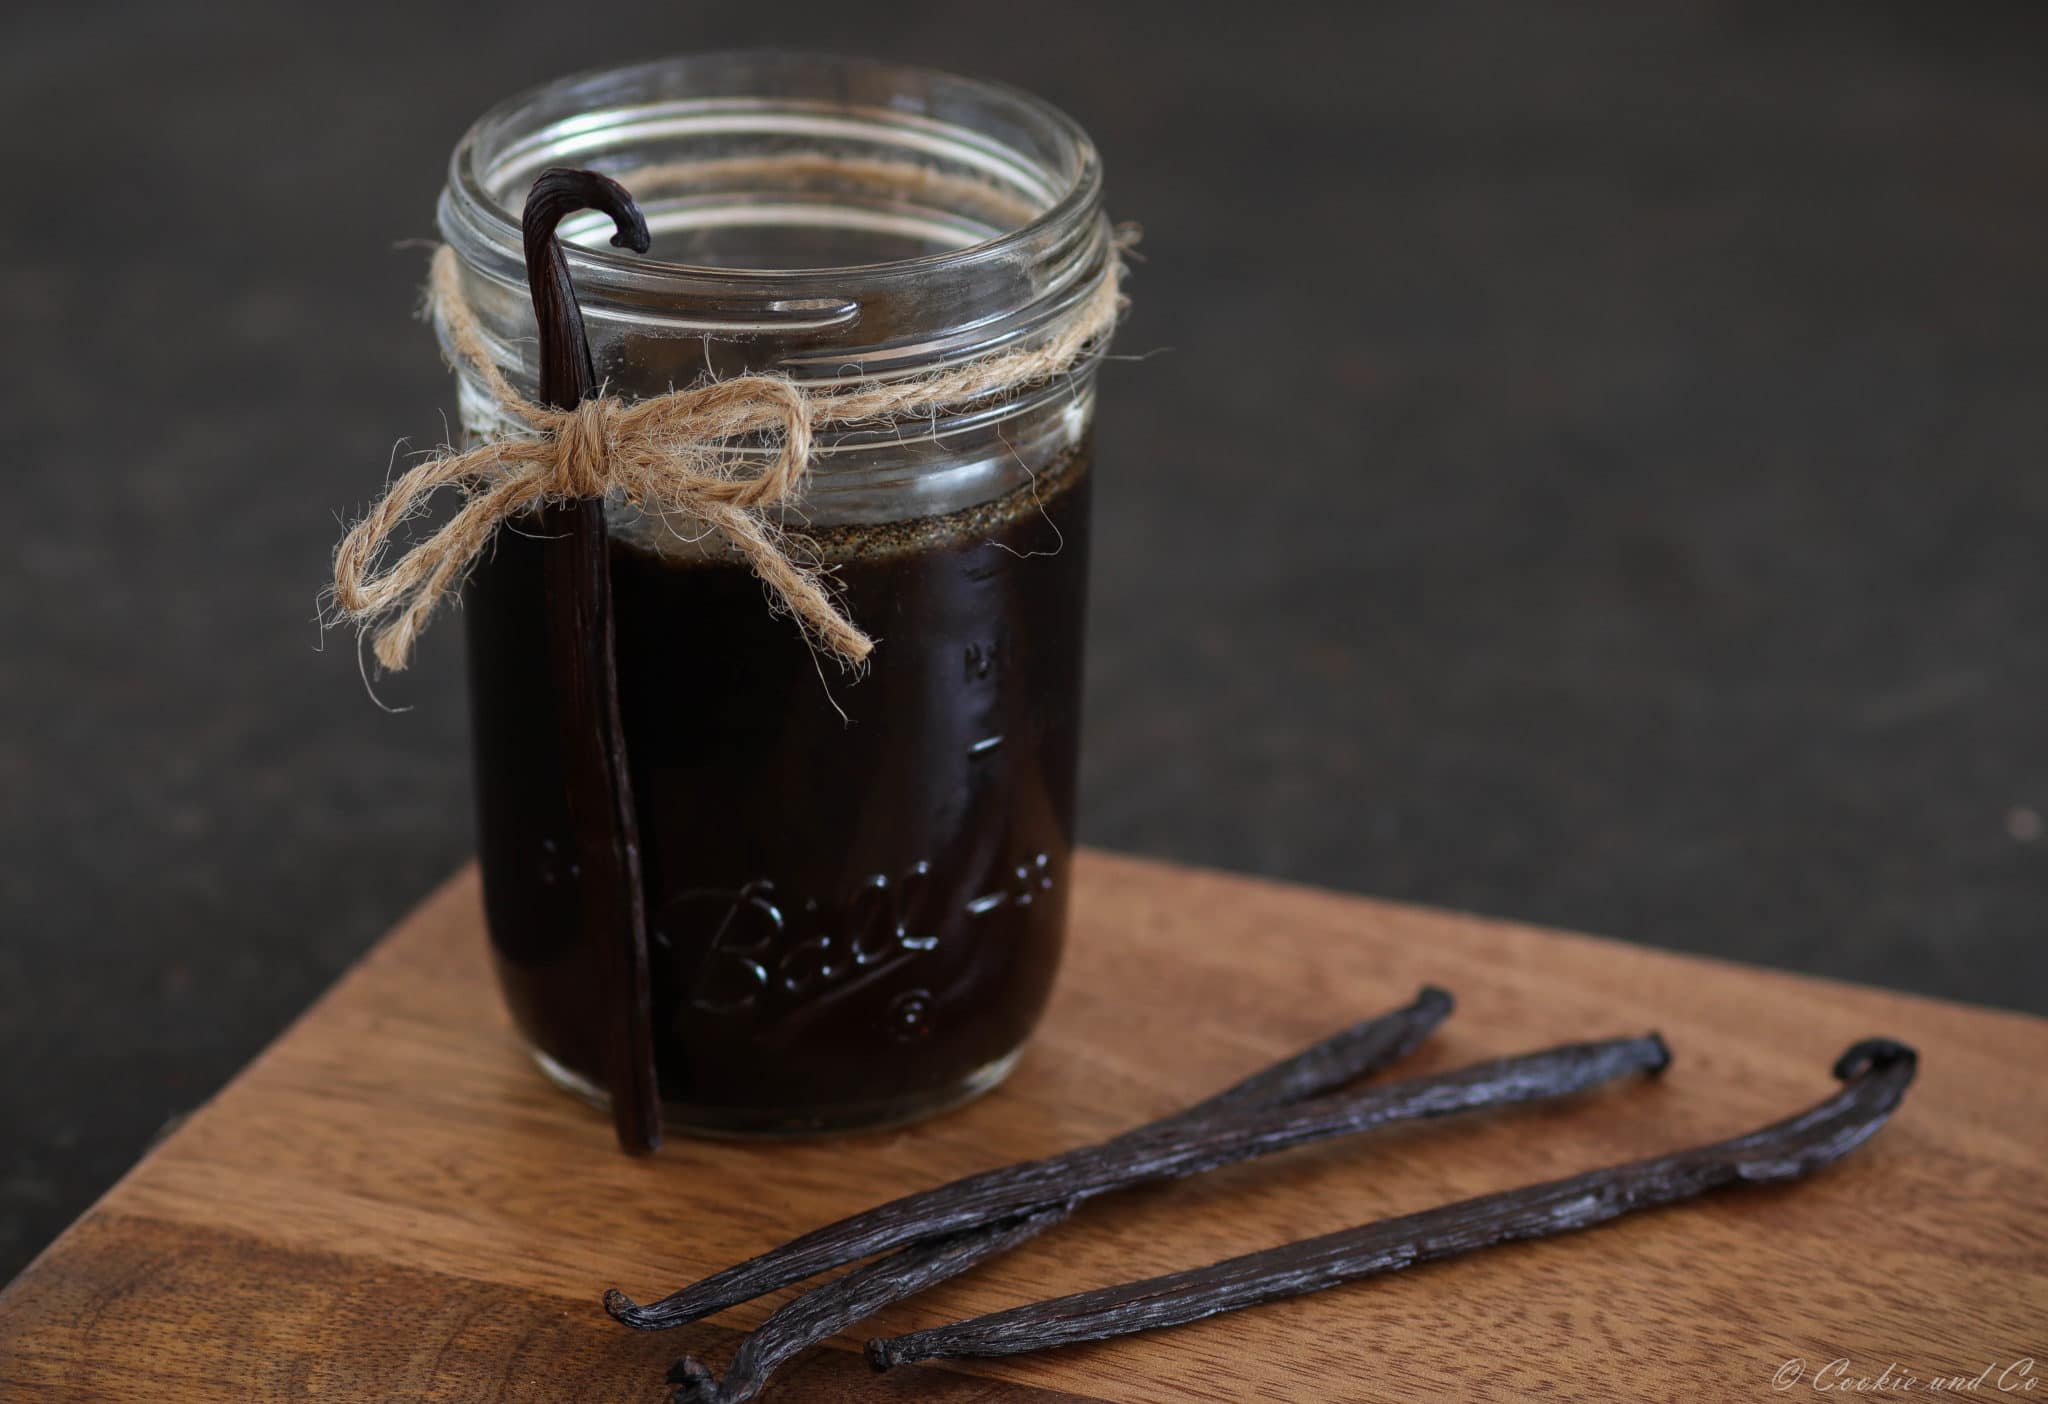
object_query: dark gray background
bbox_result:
[4,0,2043,1284]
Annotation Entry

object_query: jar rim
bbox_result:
[440,51,1104,303]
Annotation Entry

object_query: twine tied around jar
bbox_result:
[329,233,1132,672]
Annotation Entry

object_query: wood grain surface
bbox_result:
[2,852,2042,1401]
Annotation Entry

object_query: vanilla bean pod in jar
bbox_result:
[429,55,1121,1136]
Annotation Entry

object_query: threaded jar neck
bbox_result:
[437,52,1110,398]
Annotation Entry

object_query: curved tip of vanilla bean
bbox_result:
[1832,1037,1917,1081]
[864,1337,905,1372]
[532,166,652,256]
[664,1355,719,1402]
[611,216,653,256]
[1642,1032,1673,1076]
[1413,985,1455,1018]
[602,1287,650,1326]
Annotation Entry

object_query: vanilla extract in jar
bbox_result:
[439,54,1117,1134]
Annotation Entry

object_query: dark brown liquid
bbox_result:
[464,452,1091,1130]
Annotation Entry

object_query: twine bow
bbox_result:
[331,239,1127,672]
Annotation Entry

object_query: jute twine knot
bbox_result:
[330,235,1129,673]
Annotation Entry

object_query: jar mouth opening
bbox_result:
[443,51,1102,291]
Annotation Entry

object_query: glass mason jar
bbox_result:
[436,54,1111,1135]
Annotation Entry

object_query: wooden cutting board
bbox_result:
[3,851,2043,1402]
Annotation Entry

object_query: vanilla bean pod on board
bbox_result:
[867,1038,1917,1370]
[670,986,1453,1403]
[607,1030,1670,1331]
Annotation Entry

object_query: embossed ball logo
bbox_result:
[653,853,1055,1028]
